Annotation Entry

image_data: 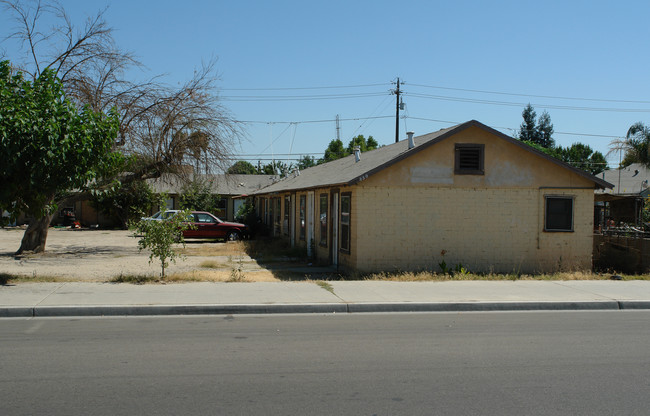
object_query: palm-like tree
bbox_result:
[609,122,650,167]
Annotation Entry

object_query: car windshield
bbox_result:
[150,211,177,220]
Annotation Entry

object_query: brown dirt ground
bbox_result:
[0,227,280,282]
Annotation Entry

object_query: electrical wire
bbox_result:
[405,116,622,139]
[406,92,650,113]
[220,82,387,91]
[238,115,393,124]
[220,92,387,102]
[408,82,650,105]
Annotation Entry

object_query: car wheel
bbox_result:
[226,230,241,242]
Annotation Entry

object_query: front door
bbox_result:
[307,192,314,257]
[331,191,339,266]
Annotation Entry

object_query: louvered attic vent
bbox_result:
[454,143,485,175]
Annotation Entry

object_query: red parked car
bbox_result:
[145,210,248,241]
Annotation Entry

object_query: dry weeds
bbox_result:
[363,270,642,281]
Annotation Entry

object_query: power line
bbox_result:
[406,116,622,139]
[220,82,387,91]
[238,115,622,140]
[408,82,650,105]
[406,92,650,113]
[237,115,393,124]
[220,92,387,102]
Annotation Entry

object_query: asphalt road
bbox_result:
[2,311,650,415]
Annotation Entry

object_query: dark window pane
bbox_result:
[546,197,573,231]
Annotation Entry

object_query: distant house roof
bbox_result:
[597,163,650,197]
[252,120,612,194]
[148,174,276,196]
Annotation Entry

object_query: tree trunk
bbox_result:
[16,213,54,255]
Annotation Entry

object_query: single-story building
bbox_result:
[147,173,276,221]
[595,163,650,228]
[251,120,612,273]
[51,173,275,228]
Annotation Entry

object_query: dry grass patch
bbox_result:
[0,272,95,283]
[164,269,280,282]
[199,260,231,269]
[362,271,650,281]
[177,241,247,257]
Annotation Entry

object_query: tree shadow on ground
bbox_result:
[0,273,12,285]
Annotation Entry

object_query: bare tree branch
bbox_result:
[2,0,242,185]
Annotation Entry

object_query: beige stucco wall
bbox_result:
[351,126,596,273]
[255,126,599,273]
[353,186,593,273]
[363,126,594,189]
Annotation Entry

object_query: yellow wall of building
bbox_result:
[363,125,594,189]
[353,186,593,273]
[255,125,598,273]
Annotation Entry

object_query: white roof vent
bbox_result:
[407,131,415,149]
[353,146,361,162]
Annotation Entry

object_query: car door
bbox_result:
[182,213,201,238]
[194,213,220,238]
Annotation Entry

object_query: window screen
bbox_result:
[545,197,573,231]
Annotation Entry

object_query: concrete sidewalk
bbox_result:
[2,280,650,317]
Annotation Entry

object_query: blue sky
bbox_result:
[2,0,650,169]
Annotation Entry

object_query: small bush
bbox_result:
[129,209,195,279]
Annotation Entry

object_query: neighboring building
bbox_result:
[148,174,276,221]
[251,120,612,274]
[50,173,274,228]
[595,163,650,227]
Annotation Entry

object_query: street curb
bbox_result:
[346,301,621,313]
[0,307,34,318]
[618,301,650,309]
[3,300,648,317]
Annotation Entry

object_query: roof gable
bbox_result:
[253,120,612,194]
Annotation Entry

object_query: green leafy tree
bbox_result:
[0,61,120,254]
[536,111,555,149]
[3,0,241,225]
[130,209,194,279]
[556,143,607,175]
[179,179,220,212]
[227,161,257,174]
[518,104,538,142]
[318,135,379,164]
[296,155,316,170]
[257,161,293,177]
[346,134,379,153]
[320,139,347,163]
[517,105,554,149]
[91,180,164,229]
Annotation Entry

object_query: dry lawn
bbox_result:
[1,228,647,284]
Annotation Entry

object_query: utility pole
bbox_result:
[336,114,341,142]
[392,78,403,143]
